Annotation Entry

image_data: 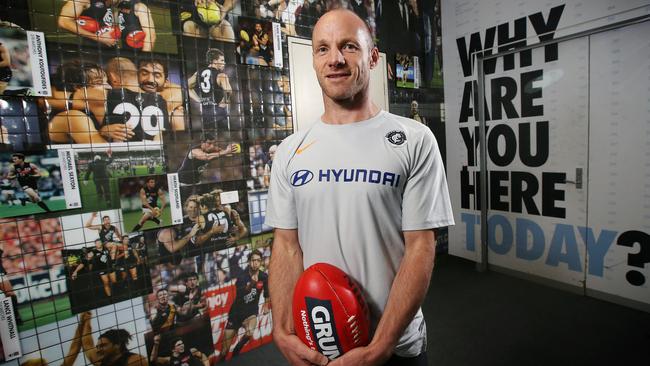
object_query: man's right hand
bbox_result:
[99,124,134,141]
[96,30,117,47]
[274,331,328,366]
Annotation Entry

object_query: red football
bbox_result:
[292,263,370,360]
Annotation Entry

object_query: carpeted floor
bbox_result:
[225,254,650,365]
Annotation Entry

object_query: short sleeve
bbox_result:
[264,141,298,229]
[401,129,454,230]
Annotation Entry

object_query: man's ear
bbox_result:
[369,46,380,69]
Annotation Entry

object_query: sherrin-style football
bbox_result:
[292,263,370,360]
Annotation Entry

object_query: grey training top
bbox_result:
[265,110,454,357]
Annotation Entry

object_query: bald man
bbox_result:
[266,9,453,366]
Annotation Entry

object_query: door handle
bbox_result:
[564,168,583,189]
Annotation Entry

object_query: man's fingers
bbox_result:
[288,337,328,366]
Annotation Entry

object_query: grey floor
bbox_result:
[225,254,650,365]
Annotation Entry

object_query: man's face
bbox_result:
[103,216,111,226]
[95,240,103,249]
[411,100,419,113]
[311,10,377,103]
[185,200,199,218]
[173,340,185,354]
[146,179,156,189]
[249,254,262,271]
[268,146,277,161]
[157,290,169,304]
[138,63,165,93]
[96,337,119,359]
[211,56,225,71]
[186,276,198,289]
[255,23,262,33]
[201,140,217,152]
[11,156,22,164]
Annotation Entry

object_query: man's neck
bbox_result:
[321,96,380,125]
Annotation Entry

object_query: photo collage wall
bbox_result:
[0,0,445,365]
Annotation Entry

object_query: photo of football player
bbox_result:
[149,288,177,333]
[218,249,269,361]
[194,189,247,250]
[132,177,166,231]
[237,19,274,66]
[167,272,206,322]
[45,55,184,145]
[151,334,209,366]
[78,311,148,366]
[83,149,113,203]
[6,153,50,213]
[188,48,231,130]
[155,195,201,262]
[57,0,157,52]
[114,235,141,282]
[175,133,237,186]
[85,211,123,245]
[180,0,238,42]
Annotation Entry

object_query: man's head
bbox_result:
[200,133,217,152]
[146,177,156,189]
[94,239,103,249]
[171,337,185,355]
[255,23,262,33]
[199,194,216,213]
[11,153,25,164]
[105,57,138,88]
[184,197,199,218]
[156,288,169,304]
[248,249,263,272]
[138,59,167,93]
[102,215,111,227]
[184,272,199,288]
[410,100,419,113]
[206,48,225,71]
[97,329,131,360]
[268,145,278,161]
[311,9,378,104]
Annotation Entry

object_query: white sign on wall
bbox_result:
[442,0,650,306]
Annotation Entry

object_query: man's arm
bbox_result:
[0,46,10,68]
[330,229,437,366]
[84,212,101,231]
[150,334,170,365]
[134,3,156,52]
[158,226,199,253]
[269,228,327,366]
[158,188,167,210]
[80,311,102,366]
[140,188,152,209]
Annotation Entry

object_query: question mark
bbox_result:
[616,230,650,286]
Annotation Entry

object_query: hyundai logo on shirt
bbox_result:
[290,169,401,188]
[291,170,315,187]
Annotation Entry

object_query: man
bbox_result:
[156,196,201,260]
[188,48,231,130]
[57,0,118,48]
[116,0,156,52]
[0,241,22,324]
[7,153,51,212]
[168,272,206,321]
[265,9,453,366]
[175,133,236,185]
[180,0,237,42]
[85,212,123,246]
[79,311,148,366]
[251,22,273,66]
[409,100,425,124]
[220,250,269,360]
[132,177,166,231]
[150,288,176,333]
[90,239,117,297]
[115,235,141,282]
[84,151,113,203]
[150,335,208,366]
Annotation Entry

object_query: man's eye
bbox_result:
[343,44,358,51]
[316,47,328,54]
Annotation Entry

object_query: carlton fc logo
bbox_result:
[291,170,314,187]
[385,130,406,145]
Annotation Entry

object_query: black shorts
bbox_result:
[225,309,257,330]
[383,351,427,366]
[18,178,38,191]
[201,104,228,130]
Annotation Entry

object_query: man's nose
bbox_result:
[327,48,345,67]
